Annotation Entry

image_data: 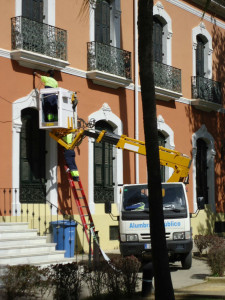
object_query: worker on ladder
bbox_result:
[63,133,79,181]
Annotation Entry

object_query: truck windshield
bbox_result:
[123,184,186,213]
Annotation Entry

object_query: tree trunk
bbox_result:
[138,1,174,299]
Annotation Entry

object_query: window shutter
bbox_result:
[22,0,43,22]
[94,121,114,203]
[20,108,46,203]
[196,36,205,77]
[94,142,103,185]
[196,139,208,204]
[95,0,110,44]
[153,17,163,63]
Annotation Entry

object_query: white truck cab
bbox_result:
[119,182,193,269]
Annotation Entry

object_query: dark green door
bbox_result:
[196,35,205,77]
[22,0,44,53]
[22,0,43,22]
[20,108,46,203]
[95,0,110,45]
[153,17,163,63]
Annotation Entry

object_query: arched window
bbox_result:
[95,0,110,44]
[158,131,166,182]
[196,138,208,204]
[196,35,205,77]
[153,17,163,63]
[20,108,46,203]
[94,120,114,203]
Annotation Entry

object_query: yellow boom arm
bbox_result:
[49,128,191,183]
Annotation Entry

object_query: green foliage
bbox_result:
[1,264,50,300]
[207,240,225,277]
[194,234,221,255]
[194,235,208,254]
[48,262,83,300]
[114,256,141,297]
[84,256,141,299]
[84,264,108,299]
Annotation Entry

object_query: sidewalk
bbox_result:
[175,277,225,299]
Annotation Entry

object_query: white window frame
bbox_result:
[157,115,175,181]
[153,1,172,66]
[88,103,123,213]
[192,22,213,79]
[15,0,55,25]
[12,90,58,216]
[89,0,121,48]
[192,125,216,213]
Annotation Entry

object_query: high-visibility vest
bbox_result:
[41,76,58,88]
[62,133,73,144]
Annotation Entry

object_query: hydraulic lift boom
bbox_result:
[49,127,191,183]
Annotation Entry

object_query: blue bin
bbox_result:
[51,220,76,258]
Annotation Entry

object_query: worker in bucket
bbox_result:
[63,133,80,181]
[34,70,58,122]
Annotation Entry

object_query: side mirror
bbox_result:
[105,200,112,214]
[197,196,205,210]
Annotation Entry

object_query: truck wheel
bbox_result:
[181,251,192,270]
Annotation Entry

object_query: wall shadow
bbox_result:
[185,22,225,234]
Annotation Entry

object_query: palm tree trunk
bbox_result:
[138,1,174,298]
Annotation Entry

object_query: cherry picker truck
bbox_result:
[39,87,204,269]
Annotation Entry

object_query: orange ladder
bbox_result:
[64,165,96,253]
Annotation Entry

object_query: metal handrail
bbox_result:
[11,16,67,61]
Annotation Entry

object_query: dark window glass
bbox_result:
[95,0,110,44]
[109,226,119,240]
[20,108,46,203]
[153,17,163,63]
[158,132,166,182]
[196,35,205,77]
[94,121,114,203]
[196,138,208,204]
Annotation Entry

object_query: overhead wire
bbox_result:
[0,79,42,123]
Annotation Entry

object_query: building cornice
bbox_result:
[0,49,224,113]
[166,0,225,29]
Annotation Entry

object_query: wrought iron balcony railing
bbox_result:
[87,41,131,79]
[94,186,114,204]
[192,76,222,104]
[11,16,67,61]
[154,61,182,93]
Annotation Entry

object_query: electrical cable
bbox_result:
[0,80,42,123]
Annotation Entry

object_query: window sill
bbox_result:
[87,70,132,89]
[155,86,182,101]
[11,50,70,71]
[191,99,222,112]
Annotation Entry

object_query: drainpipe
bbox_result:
[134,0,139,184]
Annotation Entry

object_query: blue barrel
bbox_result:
[51,220,76,258]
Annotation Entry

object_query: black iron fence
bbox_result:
[87,41,131,79]
[192,76,222,104]
[154,61,182,93]
[11,16,67,61]
[0,188,91,258]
